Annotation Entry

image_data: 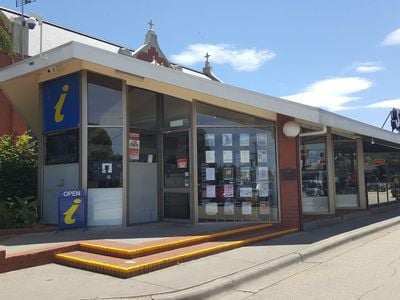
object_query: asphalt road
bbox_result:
[217,222,400,300]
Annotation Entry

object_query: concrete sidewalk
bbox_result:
[1,205,400,300]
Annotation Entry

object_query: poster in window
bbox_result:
[223,184,234,197]
[205,202,218,215]
[223,150,233,163]
[205,150,215,163]
[223,167,234,180]
[240,150,250,163]
[222,134,233,146]
[257,133,268,147]
[257,166,269,180]
[242,201,252,215]
[240,187,253,198]
[259,201,270,215]
[224,201,234,215]
[206,167,215,181]
[257,182,269,197]
[257,150,268,163]
[205,134,215,147]
[206,185,216,198]
[177,158,188,169]
[240,133,250,146]
[240,167,250,181]
[128,133,140,160]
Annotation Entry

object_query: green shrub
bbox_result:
[0,196,38,228]
[0,133,38,199]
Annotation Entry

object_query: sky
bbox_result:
[1,0,400,131]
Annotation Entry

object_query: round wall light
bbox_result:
[283,121,301,137]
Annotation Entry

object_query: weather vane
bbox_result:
[148,19,154,30]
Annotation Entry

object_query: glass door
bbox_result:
[162,130,191,220]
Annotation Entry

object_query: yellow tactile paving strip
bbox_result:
[79,223,273,258]
[55,227,298,278]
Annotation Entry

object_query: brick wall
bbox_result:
[0,53,27,135]
[277,114,302,228]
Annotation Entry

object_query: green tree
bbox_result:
[0,10,15,57]
[0,133,37,199]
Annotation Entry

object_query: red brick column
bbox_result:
[277,114,302,228]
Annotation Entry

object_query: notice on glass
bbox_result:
[240,187,252,198]
[205,202,218,215]
[257,166,268,180]
[224,202,234,215]
[257,182,269,197]
[223,150,233,163]
[224,184,234,197]
[222,133,233,146]
[257,133,268,147]
[259,201,270,215]
[206,167,215,181]
[240,133,250,146]
[128,133,140,160]
[240,167,250,181]
[205,150,215,163]
[205,134,215,147]
[223,167,234,180]
[206,185,216,198]
[257,150,268,163]
[240,150,250,163]
[242,201,252,215]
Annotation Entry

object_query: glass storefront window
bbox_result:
[88,127,123,188]
[301,137,329,213]
[164,131,190,188]
[88,73,122,126]
[163,95,190,129]
[128,130,158,163]
[128,87,158,130]
[333,138,358,207]
[45,129,79,165]
[196,103,278,222]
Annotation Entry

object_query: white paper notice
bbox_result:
[242,202,252,215]
[224,202,234,215]
[205,150,215,163]
[224,184,234,197]
[257,166,268,180]
[205,202,218,215]
[240,150,250,163]
[240,187,252,198]
[206,168,215,181]
[223,151,233,163]
[206,185,216,198]
[240,133,250,146]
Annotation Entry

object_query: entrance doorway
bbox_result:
[162,131,191,221]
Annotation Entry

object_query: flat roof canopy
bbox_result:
[1,41,399,147]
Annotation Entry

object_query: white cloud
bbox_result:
[353,61,384,74]
[382,28,400,46]
[171,43,276,72]
[367,98,400,109]
[283,77,372,111]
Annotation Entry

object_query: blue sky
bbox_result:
[1,0,400,130]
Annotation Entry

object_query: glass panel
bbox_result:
[364,146,400,205]
[163,131,190,188]
[88,127,123,188]
[163,95,190,129]
[45,129,79,165]
[197,102,274,126]
[197,127,278,222]
[128,130,158,163]
[87,73,122,126]
[301,137,329,213]
[128,87,158,130]
[164,193,190,219]
[334,140,359,207]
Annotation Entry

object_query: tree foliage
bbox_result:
[0,133,37,199]
[0,11,15,56]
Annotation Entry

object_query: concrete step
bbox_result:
[78,223,273,259]
[55,226,298,278]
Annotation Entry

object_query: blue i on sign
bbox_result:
[58,190,87,230]
[43,73,80,133]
